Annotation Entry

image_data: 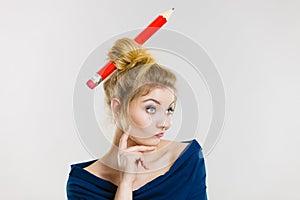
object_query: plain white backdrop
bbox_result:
[1,0,300,199]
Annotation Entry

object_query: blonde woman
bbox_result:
[66,38,208,199]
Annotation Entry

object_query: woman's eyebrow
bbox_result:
[142,98,175,106]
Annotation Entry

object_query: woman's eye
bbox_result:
[146,106,156,113]
[167,107,175,114]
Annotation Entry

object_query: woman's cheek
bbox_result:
[130,111,152,128]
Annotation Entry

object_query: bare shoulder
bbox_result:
[83,159,120,185]
[160,139,190,160]
[83,160,100,175]
[161,139,190,149]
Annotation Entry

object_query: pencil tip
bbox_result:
[162,8,174,20]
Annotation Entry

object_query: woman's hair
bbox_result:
[103,37,177,130]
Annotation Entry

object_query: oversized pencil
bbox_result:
[86,8,174,89]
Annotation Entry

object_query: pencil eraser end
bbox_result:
[86,80,96,89]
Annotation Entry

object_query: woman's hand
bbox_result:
[117,126,156,186]
[114,126,156,199]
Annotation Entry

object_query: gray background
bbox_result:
[1,0,299,199]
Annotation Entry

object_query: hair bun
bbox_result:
[107,38,155,72]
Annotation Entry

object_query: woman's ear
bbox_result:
[111,98,121,118]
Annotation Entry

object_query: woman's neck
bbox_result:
[100,127,173,173]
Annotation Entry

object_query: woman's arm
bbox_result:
[114,126,155,200]
[114,181,133,200]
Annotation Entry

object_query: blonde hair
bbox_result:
[103,37,177,130]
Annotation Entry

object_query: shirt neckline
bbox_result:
[69,139,200,194]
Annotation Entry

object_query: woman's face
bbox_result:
[127,87,176,146]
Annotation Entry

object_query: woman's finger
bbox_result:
[139,157,149,170]
[118,125,132,150]
[119,133,128,150]
[119,152,149,171]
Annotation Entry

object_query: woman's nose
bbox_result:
[157,115,172,130]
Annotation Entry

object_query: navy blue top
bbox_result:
[66,139,207,200]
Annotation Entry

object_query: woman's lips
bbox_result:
[155,132,164,137]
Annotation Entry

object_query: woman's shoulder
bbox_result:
[161,139,202,152]
[69,159,98,171]
[160,139,203,164]
[66,159,118,199]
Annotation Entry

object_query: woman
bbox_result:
[66,38,208,199]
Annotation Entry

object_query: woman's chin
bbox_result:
[133,136,161,146]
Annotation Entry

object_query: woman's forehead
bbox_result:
[140,88,175,104]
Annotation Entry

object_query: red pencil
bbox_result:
[86,8,174,89]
